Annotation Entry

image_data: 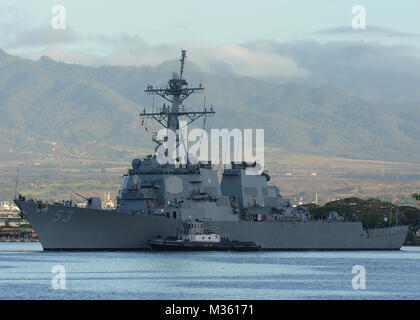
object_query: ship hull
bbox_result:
[16,201,408,251]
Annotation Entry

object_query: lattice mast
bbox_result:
[141,50,214,147]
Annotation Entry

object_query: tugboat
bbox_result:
[147,219,261,251]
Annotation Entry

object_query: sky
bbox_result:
[1,0,420,79]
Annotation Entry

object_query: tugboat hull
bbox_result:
[147,238,261,251]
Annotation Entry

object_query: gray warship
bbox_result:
[15,51,408,250]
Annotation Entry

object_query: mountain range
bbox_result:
[0,48,420,163]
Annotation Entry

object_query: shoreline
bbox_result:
[0,238,39,242]
[0,227,38,242]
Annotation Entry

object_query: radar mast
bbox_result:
[141,50,215,148]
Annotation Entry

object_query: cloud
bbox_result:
[88,34,308,79]
[18,34,309,79]
[89,33,177,65]
[0,3,77,48]
[192,44,308,78]
[17,36,420,81]
[23,45,106,66]
[314,25,420,38]
[11,31,420,102]
[0,3,36,47]
[246,39,420,76]
[9,25,78,48]
[245,39,420,101]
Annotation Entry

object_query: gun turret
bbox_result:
[75,193,91,203]
[74,193,102,209]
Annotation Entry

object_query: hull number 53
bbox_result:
[52,210,74,223]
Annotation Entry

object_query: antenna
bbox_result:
[142,50,215,149]
[389,203,392,227]
[180,49,187,79]
[14,168,19,200]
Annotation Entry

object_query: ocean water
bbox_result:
[0,242,419,300]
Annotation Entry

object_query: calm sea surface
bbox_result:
[0,242,419,300]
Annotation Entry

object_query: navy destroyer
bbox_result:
[15,51,408,250]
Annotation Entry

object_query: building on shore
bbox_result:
[0,201,27,227]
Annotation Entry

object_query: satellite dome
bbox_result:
[328,211,339,220]
[132,158,142,169]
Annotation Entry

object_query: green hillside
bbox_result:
[1,49,420,162]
